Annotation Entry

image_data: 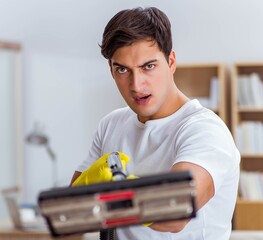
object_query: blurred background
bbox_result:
[1,0,263,221]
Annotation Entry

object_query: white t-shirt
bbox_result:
[77,99,240,240]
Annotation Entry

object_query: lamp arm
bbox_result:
[45,144,58,187]
[45,144,56,161]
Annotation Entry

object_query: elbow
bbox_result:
[169,220,188,233]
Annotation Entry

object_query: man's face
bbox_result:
[110,39,177,123]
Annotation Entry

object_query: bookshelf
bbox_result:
[174,63,227,123]
[231,62,263,230]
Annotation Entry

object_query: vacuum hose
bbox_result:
[99,152,127,240]
[100,229,116,240]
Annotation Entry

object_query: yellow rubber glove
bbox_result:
[72,152,130,186]
[73,153,151,226]
[143,222,153,227]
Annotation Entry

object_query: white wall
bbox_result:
[23,53,125,201]
[171,0,263,64]
[0,0,263,203]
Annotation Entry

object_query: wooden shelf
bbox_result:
[0,41,21,50]
[241,156,263,171]
[234,200,263,230]
[231,62,263,230]
[238,107,263,112]
[241,153,263,158]
[238,111,263,122]
[174,63,227,123]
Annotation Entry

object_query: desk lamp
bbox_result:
[26,127,57,187]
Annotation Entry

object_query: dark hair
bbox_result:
[100,7,172,61]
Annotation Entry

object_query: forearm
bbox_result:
[149,162,214,233]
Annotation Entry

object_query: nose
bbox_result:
[130,71,145,92]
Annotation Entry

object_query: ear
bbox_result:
[168,50,176,74]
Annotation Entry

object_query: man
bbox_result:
[71,7,240,240]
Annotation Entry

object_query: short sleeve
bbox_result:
[174,118,240,193]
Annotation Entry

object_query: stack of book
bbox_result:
[194,76,219,109]
[236,121,263,154]
[239,171,263,200]
[238,73,263,108]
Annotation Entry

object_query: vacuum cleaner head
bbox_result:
[38,171,196,237]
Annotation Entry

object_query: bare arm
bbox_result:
[70,171,82,186]
[149,161,214,233]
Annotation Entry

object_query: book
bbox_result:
[250,73,263,107]
[236,121,263,154]
[238,73,263,108]
[239,171,263,200]
[209,76,219,109]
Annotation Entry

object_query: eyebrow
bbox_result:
[112,59,158,69]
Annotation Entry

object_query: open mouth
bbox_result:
[137,95,150,100]
[135,95,151,104]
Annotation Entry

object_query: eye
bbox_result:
[116,67,128,74]
[144,63,155,70]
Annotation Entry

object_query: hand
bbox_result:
[143,222,153,227]
[72,152,130,186]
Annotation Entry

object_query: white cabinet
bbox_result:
[0,42,23,219]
